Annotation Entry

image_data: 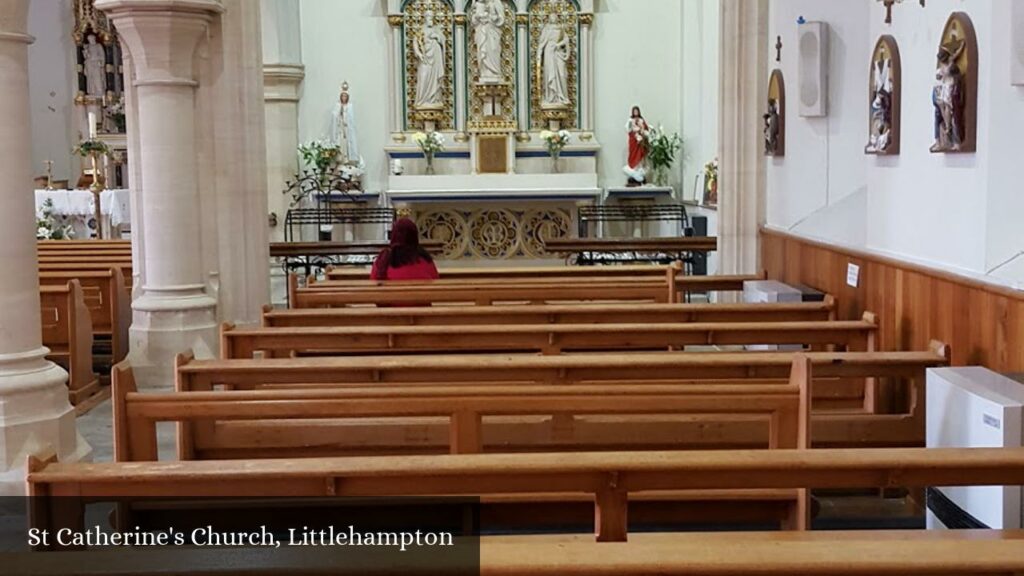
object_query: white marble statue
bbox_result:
[328,82,360,164]
[472,0,505,84]
[82,34,107,97]
[413,11,446,109]
[537,14,570,107]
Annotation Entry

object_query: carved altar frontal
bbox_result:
[385,1,599,263]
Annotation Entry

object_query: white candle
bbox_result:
[88,112,97,139]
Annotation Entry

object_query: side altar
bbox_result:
[382,0,599,262]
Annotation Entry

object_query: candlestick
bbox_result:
[43,160,54,190]
[90,151,103,239]
[88,112,97,139]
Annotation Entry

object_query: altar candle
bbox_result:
[88,112,97,139]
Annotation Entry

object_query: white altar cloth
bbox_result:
[35,189,131,226]
[35,189,131,238]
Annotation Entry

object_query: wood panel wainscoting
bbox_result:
[761,228,1024,372]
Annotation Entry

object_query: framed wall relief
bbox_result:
[930,12,978,154]
[764,69,785,157]
[865,35,901,155]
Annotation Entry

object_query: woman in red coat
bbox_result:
[370,217,440,281]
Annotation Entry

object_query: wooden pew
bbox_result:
[38,269,131,364]
[112,357,810,531]
[175,345,950,446]
[11,532,1024,575]
[114,358,809,460]
[224,313,877,358]
[262,298,838,328]
[37,254,132,264]
[290,274,760,308]
[327,263,680,281]
[38,262,134,292]
[40,281,98,404]
[38,239,130,248]
[27,446,1024,546]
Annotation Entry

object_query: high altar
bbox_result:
[381,0,599,261]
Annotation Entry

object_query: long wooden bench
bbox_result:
[111,357,810,531]
[27,446,1024,545]
[38,269,130,364]
[38,239,130,248]
[291,274,761,308]
[39,262,134,291]
[115,357,809,460]
[40,281,98,404]
[224,314,876,358]
[12,532,1024,574]
[175,345,949,446]
[327,263,682,281]
[37,254,133,265]
[263,298,837,327]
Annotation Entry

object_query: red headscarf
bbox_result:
[389,217,420,248]
[371,218,431,279]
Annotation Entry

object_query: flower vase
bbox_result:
[425,152,435,175]
[652,165,669,187]
[550,151,561,174]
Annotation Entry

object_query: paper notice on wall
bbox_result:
[846,263,860,288]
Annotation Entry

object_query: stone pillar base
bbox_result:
[129,292,219,390]
[0,351,91,496]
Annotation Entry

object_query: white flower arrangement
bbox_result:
[36,199,74,240]
[412,131,446,156]
[539,129,571,157]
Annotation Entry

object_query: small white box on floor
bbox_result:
[926,367,1024,529]
[742,280,802,351]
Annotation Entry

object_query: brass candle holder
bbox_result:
[89,151,103,239]
[43,160,54,190]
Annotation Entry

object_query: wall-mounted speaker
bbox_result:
[1013,0,1024,85]
[798,21,829,117]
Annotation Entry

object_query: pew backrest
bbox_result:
[224,314,877,358]
[39,268,130,363]
[40,280,97,404]
[262,297,838,328]
[114,357,811,462]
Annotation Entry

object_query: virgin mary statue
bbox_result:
[328,82,360,165]
[413,12,446,108]
[473,0,504,84]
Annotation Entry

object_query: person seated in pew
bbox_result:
[370,217,439,282]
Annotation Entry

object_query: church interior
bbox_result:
[4,0,1024,572]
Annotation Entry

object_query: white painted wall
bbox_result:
[296,0,710,193]
[27,0,76,184]
[681,0,720,202]
[766,0,1024,287]
[592,0,684,190]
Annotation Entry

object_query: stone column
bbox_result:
[516,13,529,135]
[580,12,595,132]
[262,0,303,304]
[262,0,303,245]
[97,0,224,389]
[208,0,271,326]
[717,0,768,276]
[0,0,89,494]
[388,14,405,139]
